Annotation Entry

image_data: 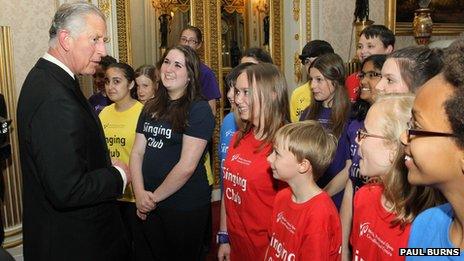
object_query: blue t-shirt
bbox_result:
[200,63,221,100]
[346,119,369,192]
[407,203,463,260]
[136,100,215,210]
[218,112,238,190]
[300,107,350,210]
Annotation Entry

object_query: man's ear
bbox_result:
[298,158,312,174]
[58,30,72,52]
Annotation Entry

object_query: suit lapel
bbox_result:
[37,59,108,152]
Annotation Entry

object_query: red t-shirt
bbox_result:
[223,131,279,260]
[350,184,411,261]
[265,188,342,261]
[345,72,360,102]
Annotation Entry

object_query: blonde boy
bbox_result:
[266,121,342,260]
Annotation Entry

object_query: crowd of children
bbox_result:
[85,21,464,260]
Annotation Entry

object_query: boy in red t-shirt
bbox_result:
[346,25,395,101]
[265,121,342,261]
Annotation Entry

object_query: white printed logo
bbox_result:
[276,212,296,234]
[358,221,394,256]
[230,153,252,165]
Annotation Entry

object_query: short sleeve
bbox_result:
[136,111,147,134]
[185,101,215,141]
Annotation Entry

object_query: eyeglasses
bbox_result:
[358,71,382,80]
[405,119,454,141]
[356,129,388,141]
[180,37,198,45]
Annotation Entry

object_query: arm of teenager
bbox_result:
[340,179,354,261]
[324,160,351,196]
[151,101,214,203]
[151,134,208,202]
[32,97,124,209]
[217,197,231,261]
[130,133,156,219]
[208,99,217,116]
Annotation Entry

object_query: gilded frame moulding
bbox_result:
[385,0,464,35]
[270,0,283,69]
[0,26,24,249]
[115,0,132,64]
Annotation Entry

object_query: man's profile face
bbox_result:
[68,14,107,75]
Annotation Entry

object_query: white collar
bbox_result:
[42,52,75,79]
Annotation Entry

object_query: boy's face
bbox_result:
[356,35,392,62]
[267,141,301,181]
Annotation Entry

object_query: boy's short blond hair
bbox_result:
[274,120,337,181]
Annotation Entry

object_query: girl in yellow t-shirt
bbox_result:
[99,62,145,258]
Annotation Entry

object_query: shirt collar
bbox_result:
[42,52,75,79]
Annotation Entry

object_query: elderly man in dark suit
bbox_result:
[17,2,130,260]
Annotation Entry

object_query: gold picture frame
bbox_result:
[385,0,464,35]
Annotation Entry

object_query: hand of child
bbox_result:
[217,243,231,261]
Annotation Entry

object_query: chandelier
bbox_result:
[151,0,190,15]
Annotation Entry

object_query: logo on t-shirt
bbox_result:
[276,211,296,234]
[358,222,394,256]
[143,122,172,149]
[230,153,252,165]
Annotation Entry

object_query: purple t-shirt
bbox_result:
[200,63,221,100]
[88,92,113,115]
[301,107,350,210]
[346,120,369,192]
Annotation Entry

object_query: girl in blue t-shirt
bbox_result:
[401,40,464,259]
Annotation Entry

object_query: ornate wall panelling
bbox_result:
[0,26,22,248]
[191,0,223,187]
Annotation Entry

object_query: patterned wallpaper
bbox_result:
[0,0,56,101]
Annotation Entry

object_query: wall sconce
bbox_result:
[256,0,269,15]
[152,0,190,15]
[152,0,174,15]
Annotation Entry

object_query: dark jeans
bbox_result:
[141,204,210,261]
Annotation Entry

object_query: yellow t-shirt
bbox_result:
[290,81,312,122]
[99,101,144,202]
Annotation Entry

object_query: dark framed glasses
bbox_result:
[358,71,382,80]
[356,129,388,141]
[406,119,454,141]
[180,37,198,45]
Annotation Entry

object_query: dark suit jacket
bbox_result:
[17,58,129,261]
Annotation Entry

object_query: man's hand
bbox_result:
[112,158,131,184]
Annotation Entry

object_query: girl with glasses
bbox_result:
[401,40,464,259]
[351,94,443,260]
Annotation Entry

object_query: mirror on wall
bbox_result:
[127,0,191,69]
